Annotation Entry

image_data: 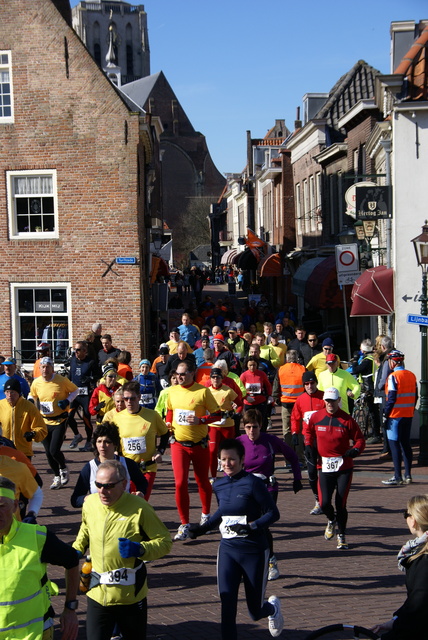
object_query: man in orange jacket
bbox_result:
[272,350,305,447]
[381,350,417,487]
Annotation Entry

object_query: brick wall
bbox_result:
[0,0,150,362]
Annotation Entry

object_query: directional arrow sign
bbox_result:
[407,314,428,326]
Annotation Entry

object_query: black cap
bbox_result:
[302,370,317,384]
[4,377,21,394]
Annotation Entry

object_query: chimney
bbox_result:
[390,21,417,73]
[294,107,302,131]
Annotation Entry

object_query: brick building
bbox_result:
[0,0,161,363]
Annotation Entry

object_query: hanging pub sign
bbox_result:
[355,185,392,220]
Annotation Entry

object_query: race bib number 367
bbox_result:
[322,456,343,473]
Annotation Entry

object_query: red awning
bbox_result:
[150,255,170,283]
[220,248,237,265]
[293,256,343,308]
[257,253,282,277]
[350,266,394,316]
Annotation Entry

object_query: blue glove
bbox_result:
[22,512,37,525]
[58,399,69,410]
[118,537,144,558]
[75,549,84,560]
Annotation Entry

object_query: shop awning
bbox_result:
[150,255,169,284]
[237,247,262,270]
[257,253,282,277]
[350,266,394,316]
[220,248,237,265]
[292,256,343,308]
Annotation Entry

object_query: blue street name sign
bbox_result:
[407,314,428,326]
[116,257,137,265]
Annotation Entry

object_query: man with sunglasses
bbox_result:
[112,381,169,501]
[304,387,365,550]
[166,361,221,540]
[73,460,171,640]
[306,338,341,378]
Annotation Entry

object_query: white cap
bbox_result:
[323,387,340,401]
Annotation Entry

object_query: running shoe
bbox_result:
[68,433,83,449]
[79,441,93,452]
[50,476,61,490]
[337,534,349,550]
[174,524,190,541]
[268,596,284,637]
[310,501,323,515]
[266,418,273,430]
[402,476,413,484]
[324,519,336,540]
[366,435,382,444]
[382,476,402,486]
[59,467,69,486]
[200,514,210,526]
[268,556,280,581]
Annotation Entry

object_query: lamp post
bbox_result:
[411,221,428,465]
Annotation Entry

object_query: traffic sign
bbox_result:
[407,314,428,326]
[116,257,137,265]
[335,244,360,285]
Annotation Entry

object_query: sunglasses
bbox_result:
[403,510,412,519]
[95,480,122,489]
[308,339,317,342]
[176,372,188,377]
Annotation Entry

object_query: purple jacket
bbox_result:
[237,432,301,491]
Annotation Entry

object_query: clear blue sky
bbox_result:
[70,0,427,175]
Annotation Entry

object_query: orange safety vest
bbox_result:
[386,369,417,418]
[278,363,305,404]
[195,362,213,385]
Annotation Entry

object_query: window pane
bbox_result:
[43,196,54,213]
[18,291,34,313]
[51,289,67,312]
[35,289,50,303]
[43,215,55,232]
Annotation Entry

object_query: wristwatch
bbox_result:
[64,600,78,610]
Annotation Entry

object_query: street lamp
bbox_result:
[411,220,428,465]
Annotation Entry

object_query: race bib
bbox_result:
[374,397,382,404]
[99,566,136,586]
[303,410,317,424]
[40,401,54,415]
[122,436,146,454]
[246,382,261,395]
[322,456,343,473]
[219,515,247,539]
[140,394,154,404]
[78,387,88,396]
[174,409,195,425]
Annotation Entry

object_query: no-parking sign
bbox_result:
[335,244,360,285]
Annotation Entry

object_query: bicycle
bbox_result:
[305,623,379,639]
[352,390,375,439]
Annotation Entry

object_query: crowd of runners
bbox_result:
[0,290,423,640]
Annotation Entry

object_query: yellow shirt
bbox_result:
[0,397,47,457]
[0,455,38,518]
[30,374,78,425]
[270,343,287,367]
[167,382,219,442]
[208,386,237,428]
[307,352,342,378]
[112,408,168,472]
[166,340,193,355]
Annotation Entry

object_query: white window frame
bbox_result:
[295,183,302,238]
[309,175,316,232]
[303,179,309,233]
[11,282,72,365]
[0,50,14,124]
[6,169,59,239]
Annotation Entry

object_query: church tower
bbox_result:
[72,1,150,83]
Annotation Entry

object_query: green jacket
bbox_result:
[73,491,172,606]
[0,518,51,639]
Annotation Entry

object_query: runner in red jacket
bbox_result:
[304,387,365,550]
[291,370,325,514]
